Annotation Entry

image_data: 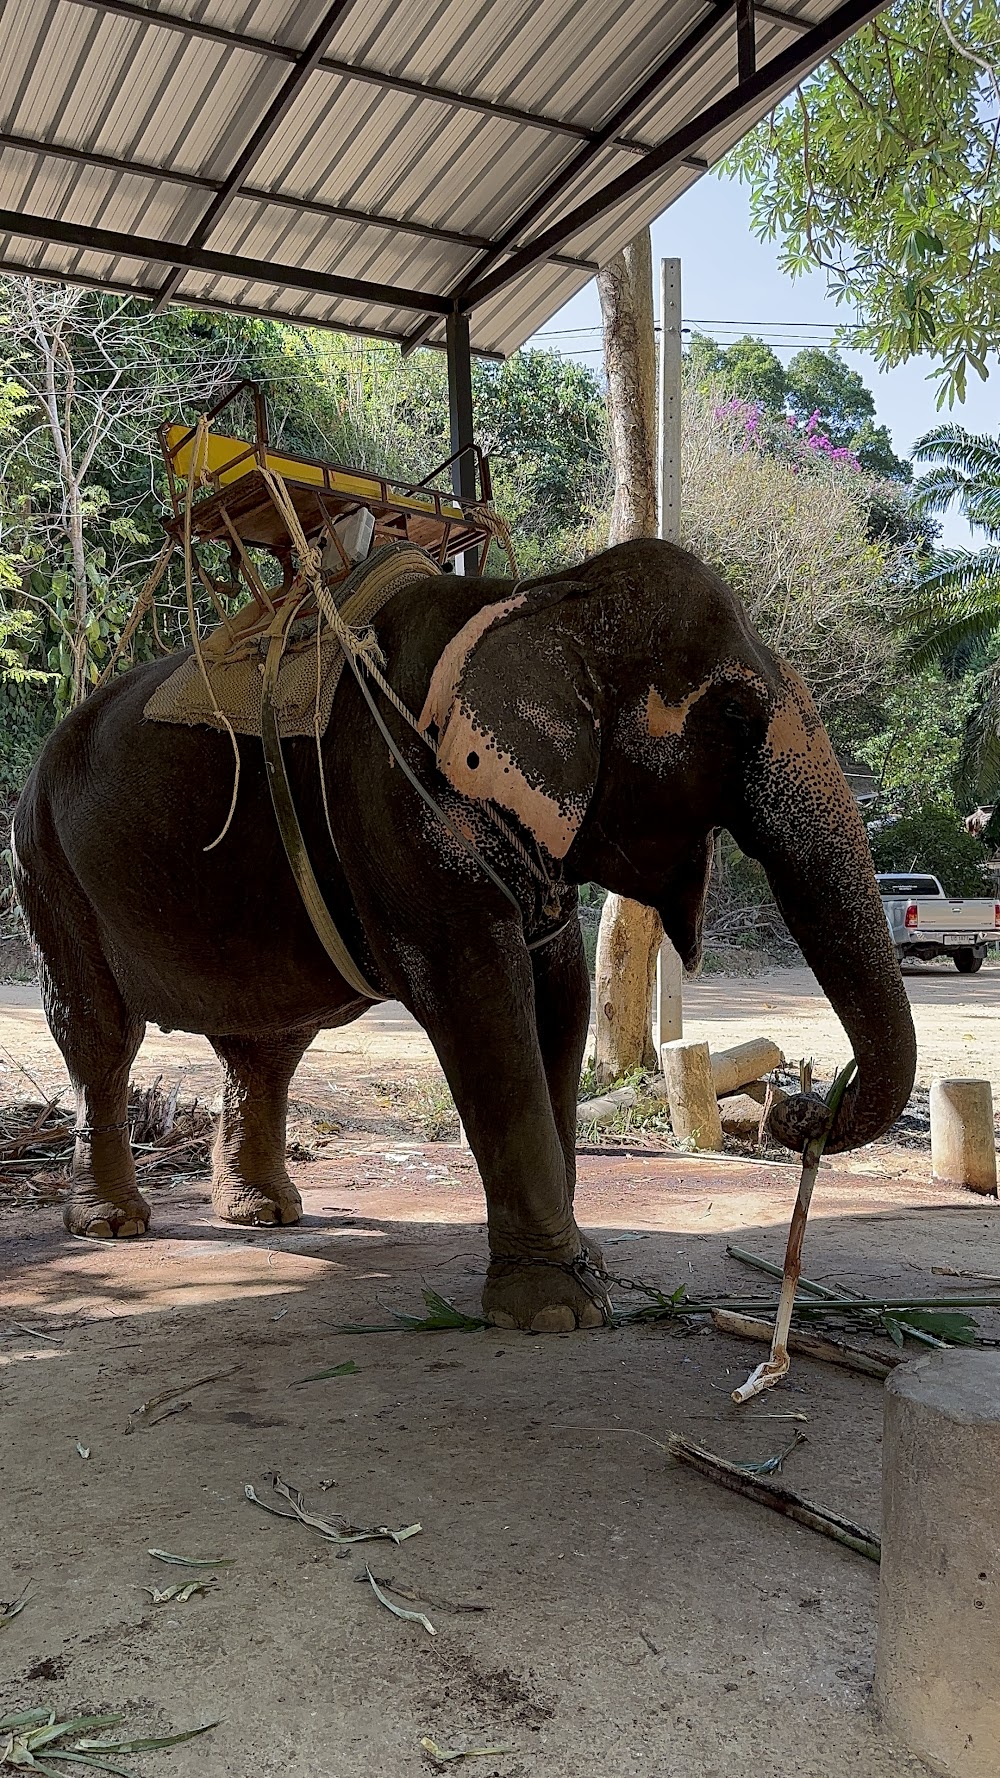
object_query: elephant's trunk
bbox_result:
[737,670,916,1155]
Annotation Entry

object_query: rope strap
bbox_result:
[257,468,559,910]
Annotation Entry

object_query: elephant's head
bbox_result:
[420,538,915,1154]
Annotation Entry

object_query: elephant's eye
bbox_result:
[467,751,480,769]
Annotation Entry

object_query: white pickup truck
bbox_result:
[878,873,1000,973]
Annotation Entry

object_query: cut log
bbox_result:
[710,1039,784,1098]
[660,1039,723,1151]
[576,1074,667,1126]
[740,1078,787,1107]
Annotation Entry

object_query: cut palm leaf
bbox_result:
[366,1567,435,1635]
[147,1549,233,1567]
[295,1360,359,1383]
[245,1476,420,1547]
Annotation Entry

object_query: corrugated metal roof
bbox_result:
[0,0,885,355]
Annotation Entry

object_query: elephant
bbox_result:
[12,538,916,1331]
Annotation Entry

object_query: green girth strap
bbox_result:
[260,625,387,1003]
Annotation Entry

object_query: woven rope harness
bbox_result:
[254,468,566,1002]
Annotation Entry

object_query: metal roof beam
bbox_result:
[0,129,596,271]
[736,0,757,79]
[0,252,503,355]
[402,0,733,353]
[311,57,659,157]
[461,0,890,311]
[753,3,816,30]
[64,0,302,60]
[0,208,453,314]
[63,0,665,159]
[150,0,355,311]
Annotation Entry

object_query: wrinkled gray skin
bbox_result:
[13,540,916,1331]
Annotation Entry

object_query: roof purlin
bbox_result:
[0,207,454,315]
[400,0,734,353]
[150,0,357,311]
[0,131,597,271]
[461,0,890,310]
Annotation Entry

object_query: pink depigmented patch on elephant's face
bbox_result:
[434,702,584,859]
[645,675,713,738]
[419,593,527,734]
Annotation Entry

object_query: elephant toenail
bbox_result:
[531,1305,576,1333]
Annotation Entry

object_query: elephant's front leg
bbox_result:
[415,931,609,1332]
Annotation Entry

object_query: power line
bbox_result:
[535,317,848,338]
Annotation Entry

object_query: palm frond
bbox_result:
[915,546,1000,600]
[913,425,1000,483]
[963,486,1000,533]
[956,663,1000,805]
[901,610,1000,670]
[911,466,973,517]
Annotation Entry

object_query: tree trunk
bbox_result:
[592,231,663,1087]
[67,479,90,708]
[594,893,661,1079]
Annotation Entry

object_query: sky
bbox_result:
[525,171,995,550]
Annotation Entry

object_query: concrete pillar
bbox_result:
[876,1351,1000,1776]
[654,936,683,1048]
[660,1038,723,1151]
[930,1078,997,1196]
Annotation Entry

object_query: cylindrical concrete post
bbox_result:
[930,1078,997,1196]
[876,1351,1000,1776]
[660,1039,723,1151]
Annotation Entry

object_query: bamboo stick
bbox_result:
[669,1433,881,1562]
[732,1060,856,1404]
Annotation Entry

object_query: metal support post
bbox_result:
[655,255,684,1048]
[736,0,757,81]
[446,308,479,575]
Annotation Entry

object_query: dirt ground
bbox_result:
[3,960,1000,1776]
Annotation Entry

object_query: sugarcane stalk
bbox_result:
[669,1434,880,1562]
[712,1309,898,1380]
[731,1060,857,1405]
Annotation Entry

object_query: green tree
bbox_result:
[727,0,1000,406]
[869,802,988,896]
[686,332,787,409]
[719,336,788,410]
[785,347,910,478]
[786,347,874,438]
[899,423,1000,803]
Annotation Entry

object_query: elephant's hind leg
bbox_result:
[209,1027,318,1227]
[13,809,148,1239]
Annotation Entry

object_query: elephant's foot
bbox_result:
[212,1174,302,1227]
[64,1186,151,1240]
[483,1242,611,1332]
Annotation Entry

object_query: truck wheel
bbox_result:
[955,949,984,974]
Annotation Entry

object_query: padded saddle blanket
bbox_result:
[143,544,440,739]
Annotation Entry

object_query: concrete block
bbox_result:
[660,1039,723,1151]
[930,1078,998,1196]
[876,1351,1000,1776]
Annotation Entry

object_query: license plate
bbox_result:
[944,933,971,944]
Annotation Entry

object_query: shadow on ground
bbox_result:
[2,1150,994,1777]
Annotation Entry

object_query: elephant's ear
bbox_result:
[419,580,598,861]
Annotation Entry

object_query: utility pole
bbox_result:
[654,256,684,1052]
